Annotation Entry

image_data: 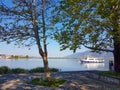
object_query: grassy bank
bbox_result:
[27,78,66,88]
[0,66,59,74]
[100,71,120,79]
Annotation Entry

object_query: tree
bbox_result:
[53,0,120,72]
[53,0,88,52]
[0,0,56,81]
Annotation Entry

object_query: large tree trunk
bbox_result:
[114,42,120,72]
[43,53,51,81]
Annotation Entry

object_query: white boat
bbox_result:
[80,56,104,63]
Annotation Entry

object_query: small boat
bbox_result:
[80,56,104,63]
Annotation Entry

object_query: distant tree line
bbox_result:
[10,55,29,59]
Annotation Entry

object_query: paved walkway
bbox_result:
[0,71,120,90]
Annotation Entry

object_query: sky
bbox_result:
[0,40,87,57]
[0,0,88,57]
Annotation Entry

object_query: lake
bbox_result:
[0,58,109,71]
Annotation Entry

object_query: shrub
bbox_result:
[29,67,45,73]
[0,66,11,74]
[29,67,59,73]
[0,66,59,74]
[11,68,28,74]
[27,78,66,87]
[50,68,59,72]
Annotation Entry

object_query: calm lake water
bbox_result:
[0,58,109,71]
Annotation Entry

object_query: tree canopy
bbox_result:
[0,0,55,47]
[53,0,120,72]
[0,0,57,81]
[53,0,120,53]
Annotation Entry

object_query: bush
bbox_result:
[29,67,44,73]
[11,68,28,74]
[27,78,66,87]
[0,66,59,74]
[50,68,59,72]
[0,66,11,74]
[29,67,59,73]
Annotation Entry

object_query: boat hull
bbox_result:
[80,60,104,63]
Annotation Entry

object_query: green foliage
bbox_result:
[100,71,120,79]
[0,66,11,74]
[49,68,59,72]
[0,66,59,74]
[29,67,59,73]
[29,67,45,73]
[11,68,29,74]
[27,78,66,88]
[53,0,88,52]
[10,55,29,59]
[53,0,120,53]
[14,55,19,59]
[0,0,56,46]
[25,55,29,58]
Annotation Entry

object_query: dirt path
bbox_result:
[0,71,120,90]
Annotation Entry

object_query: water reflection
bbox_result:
[80,60,109,71]
[81,63,105,70]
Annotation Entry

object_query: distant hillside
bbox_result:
[66,50,113,59]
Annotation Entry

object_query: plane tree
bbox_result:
[0,0,56,81]
[53,0,120,72]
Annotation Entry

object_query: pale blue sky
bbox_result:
[0,0,88,57]
[0,40,87,57]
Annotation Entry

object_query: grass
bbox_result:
[0,66,59,74]
[100,71,120,79]
[27,78,66,88]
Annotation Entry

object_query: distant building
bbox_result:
[0,54,11,59]
[0,54,6,59]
